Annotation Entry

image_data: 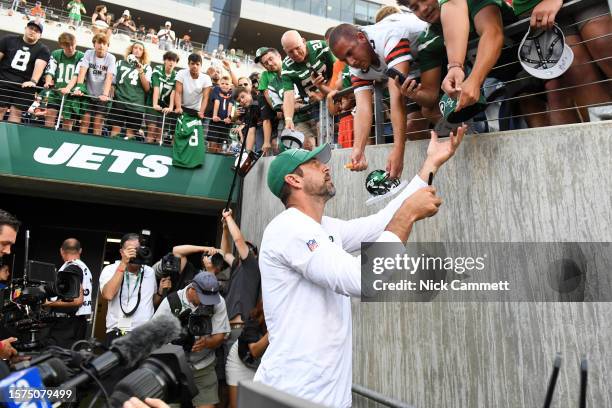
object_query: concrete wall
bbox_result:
[240,121,612,407]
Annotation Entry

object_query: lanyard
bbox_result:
[119,266,144,317]
[124,269,142,302]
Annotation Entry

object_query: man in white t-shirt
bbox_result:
[99,233,161,345]
[255,127,466,407]
[157,21,176,51]
[328,13,428,179]
[46,238,93,348]
[174,52,212,119]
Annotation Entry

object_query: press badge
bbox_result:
[118,314,132,331]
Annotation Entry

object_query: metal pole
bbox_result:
[225,139,246,211]
[55,94,65,131]
[318,100,324,147]
[160,111,166,146]
[373,81,385,145]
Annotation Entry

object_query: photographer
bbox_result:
[99,233,160,345]
[154,272,230,408]
[165,245,229,289]
[46,238,92,348]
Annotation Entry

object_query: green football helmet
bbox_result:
[365,170,401,196]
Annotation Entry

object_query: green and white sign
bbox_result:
[0,123,237,202]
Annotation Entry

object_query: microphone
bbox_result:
[62,313,180,389]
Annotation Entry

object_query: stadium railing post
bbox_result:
[160,111,167,146]
[55,94,66,131]
[373,82,385,145]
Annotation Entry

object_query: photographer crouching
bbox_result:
[45,238,93,348]
[99,233,162,346]
[153,271,230,408]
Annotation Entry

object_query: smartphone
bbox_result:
[386,68,419,85]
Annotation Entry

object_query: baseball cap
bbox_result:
[254,47,275,64]
[123,9,130,16]
[280,128,305,149]
[27,20,43,33]
[518,24,574,80]
[165,21,171,26]
[267,143,332,198]
[438,93,487,124]
[191,272,220,305]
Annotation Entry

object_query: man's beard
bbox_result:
[305,181,336,201]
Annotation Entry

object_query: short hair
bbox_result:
[279,166,304,207]
[210,253,229,270]
[328,24,360,49]
[163,51,179,62]
[233,85,250,99]
[188,53,202,64]
[0,209,20,234]
[92,33,109,45]
[61,238,81,253]
[219,75,231,82]
[324,26,336,40]
[58,32,76,46]
[95,5,105,13]
[120,233,140,248]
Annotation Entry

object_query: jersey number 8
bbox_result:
[11,50,31,72]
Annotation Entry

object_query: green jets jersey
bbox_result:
[113,59,152,112]
[45,49,84,88]
[149,65,176,108]
[417,24,446,73]
[173,112,205,168]
[259,70,284,111]
[281,39,336,100]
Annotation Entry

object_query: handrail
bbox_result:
[352,384,416,408]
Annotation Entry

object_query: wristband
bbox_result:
[447,62,464,71]
[285,117,293,122]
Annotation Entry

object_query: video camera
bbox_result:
[0,314,197,407]
[160,252,180,279]
[173,305,214,352]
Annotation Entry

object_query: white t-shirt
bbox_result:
[349,13,428,92]
[99,261,157,333]
[77,49,117,96]
[255,175,428,408]
[59,259,93,316]
[157,28,176,42]
[176,69,212,111]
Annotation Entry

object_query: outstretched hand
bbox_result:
[426,124,466,168]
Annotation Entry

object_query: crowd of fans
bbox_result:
[0,0,610,170]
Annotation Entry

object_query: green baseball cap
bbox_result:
[267,143,332,198]
[254,47,275,64]
[439,93,487,124]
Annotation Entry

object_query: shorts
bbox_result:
[0,81,35,110]
[107,101,145,130]
[146,108,177,131]
[226,341,256,386]
[192,362,219,406]
[46,91,84,120]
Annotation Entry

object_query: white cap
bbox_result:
[518,24,573,79]
[280,128,305,149]
[165,21,171,26]
[123,9,130,16]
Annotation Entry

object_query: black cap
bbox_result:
[27,20,44,34]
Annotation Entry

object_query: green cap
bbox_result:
[439,93,487,124]
[267,144,332,198]
[254,47,275,64]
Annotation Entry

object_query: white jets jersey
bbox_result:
[349,13,428,92]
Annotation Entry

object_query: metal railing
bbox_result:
[0,78,239,153]
[327,0,612,148]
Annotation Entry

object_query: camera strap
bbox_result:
[119,267,144,317]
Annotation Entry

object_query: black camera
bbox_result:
[160,253,180,278]
[172,305,214,353]
[130,230,153,265]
